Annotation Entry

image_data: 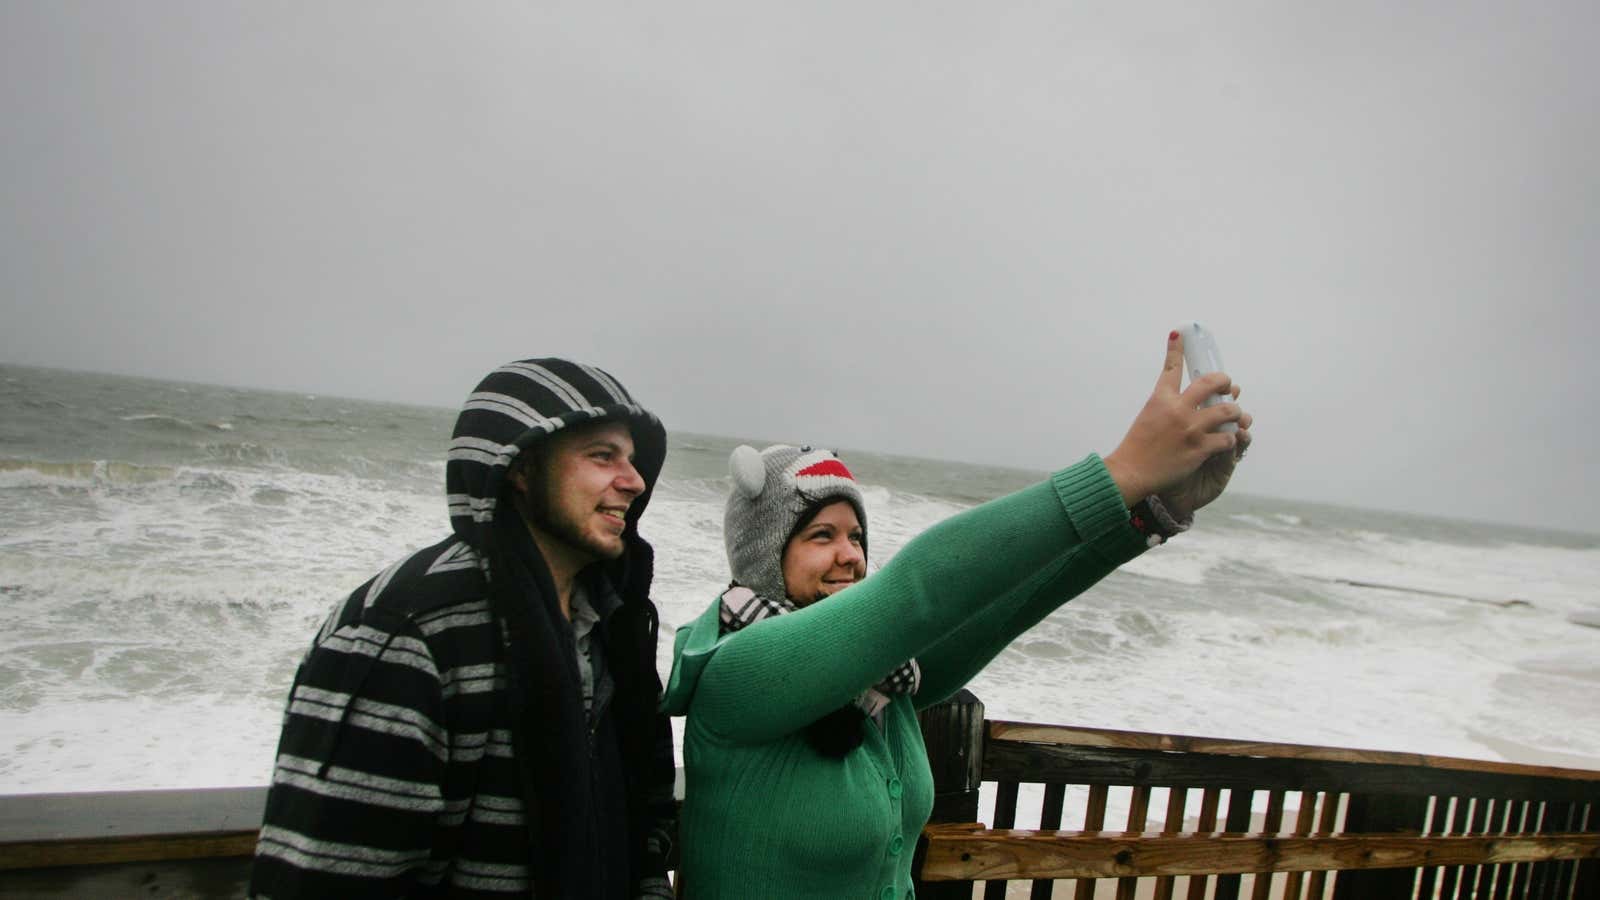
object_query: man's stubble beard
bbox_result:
[513,474,625,565]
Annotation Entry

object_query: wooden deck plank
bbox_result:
[1281,792,1319,900]
[986,722,1600,784]
[1248,791,1286,900]
[986,782,1021,900]
[1115,787,1152,900]
[0,831,258,871]
[0,788,267,843]
[1072,786,1109,900]
[1214,788,1256,900]
[1184,789,1221,900]
[982,740,1600,804]
[1151,787,1188,900]
[916,827,1600,882]
[1031,784,1067,900]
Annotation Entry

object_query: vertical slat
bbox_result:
[1465,797,1496,900]
[1185,788,1222,900]
[1542,801,1580,900]
[1570,801,1597,900]
[1531,801,1578,900]
[1554,801,1584,900]
[1415,796,1444,900]
[1213,787,1257,900]
[1335,792,1431,900]
[1482,797,1516,900]
[1248,791,1287,900]
[1073,785,1110,900]
[983,781,1021,900]
[1438,796,1473,900]
[1029,783,1068,900]
[1304,792,1344,900]
[1282,791,1321,900]
[1493,799,1533,900]
[1153,787,1190,900]
[1115,786,1152,900]
[1514,802,1548,899]
[915,692,987,900]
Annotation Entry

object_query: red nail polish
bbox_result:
[1168,330,1179,341]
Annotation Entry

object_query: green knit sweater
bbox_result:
[661,455,1150,900]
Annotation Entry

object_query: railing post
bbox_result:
[1331,793,1430,900]
[914,689,985,900]
[1572,800,1598,900]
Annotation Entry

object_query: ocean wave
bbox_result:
[19,398,70,411]
[199,441,291,467]
[119,413,206,433]
[1227,513,1305,531]
[0,458,178,486]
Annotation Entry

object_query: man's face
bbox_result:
[512,420,647,568]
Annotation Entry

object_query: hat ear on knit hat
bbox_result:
[723,444,867,602]
[730,444,767,500]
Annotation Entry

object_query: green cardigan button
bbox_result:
[880,887,895,900]
[887,777,903,799]
[889,834,904,856]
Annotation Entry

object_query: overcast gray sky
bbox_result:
[2,1,1596,533]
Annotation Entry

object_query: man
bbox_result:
[250,359,676,899]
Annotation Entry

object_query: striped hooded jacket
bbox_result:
[250,359,675,899]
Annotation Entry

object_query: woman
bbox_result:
[662,333,1252,899]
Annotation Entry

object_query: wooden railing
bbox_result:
[913,691,1600,900]
[2,695,1596,898]
[0,786,264,895]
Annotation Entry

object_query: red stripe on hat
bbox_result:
[796,459,854,481]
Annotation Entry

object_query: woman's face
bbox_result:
[781,500,866,608]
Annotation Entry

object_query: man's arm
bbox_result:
[250,601,447,898]
[634,709,678,899]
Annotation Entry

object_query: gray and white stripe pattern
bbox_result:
[253,357,674,899]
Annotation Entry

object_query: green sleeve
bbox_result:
[912,462,1150,707]
[688,454,1139,744]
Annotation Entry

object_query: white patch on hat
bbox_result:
[730,444,767,499]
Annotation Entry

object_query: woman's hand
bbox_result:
[1102,331,1252,511]
[1160,381,1252,519]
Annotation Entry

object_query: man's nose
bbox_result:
[615,460,647,495]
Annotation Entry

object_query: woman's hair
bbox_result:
[783,498,868,564]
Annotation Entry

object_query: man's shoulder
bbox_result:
[329,536,494,635]
[295,537,500,707]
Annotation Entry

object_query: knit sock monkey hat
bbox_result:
[723,444,867,600]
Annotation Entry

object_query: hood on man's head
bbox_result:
[723,444,867,601]
[445,358,666,549]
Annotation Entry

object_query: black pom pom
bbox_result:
[804,705,866,758]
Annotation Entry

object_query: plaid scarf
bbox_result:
[718,585,920,718]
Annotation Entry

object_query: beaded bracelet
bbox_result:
[1129,494,1192,547]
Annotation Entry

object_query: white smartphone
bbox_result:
[1176,321,1237,433]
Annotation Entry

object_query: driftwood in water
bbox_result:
[1324,577,1532,607]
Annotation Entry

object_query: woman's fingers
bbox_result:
[1197,401,1244,432]
[1158,331,1187,394]
[1107,333,1251,504]
[1201,430,1238,458]
[1181,371,1233,408]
